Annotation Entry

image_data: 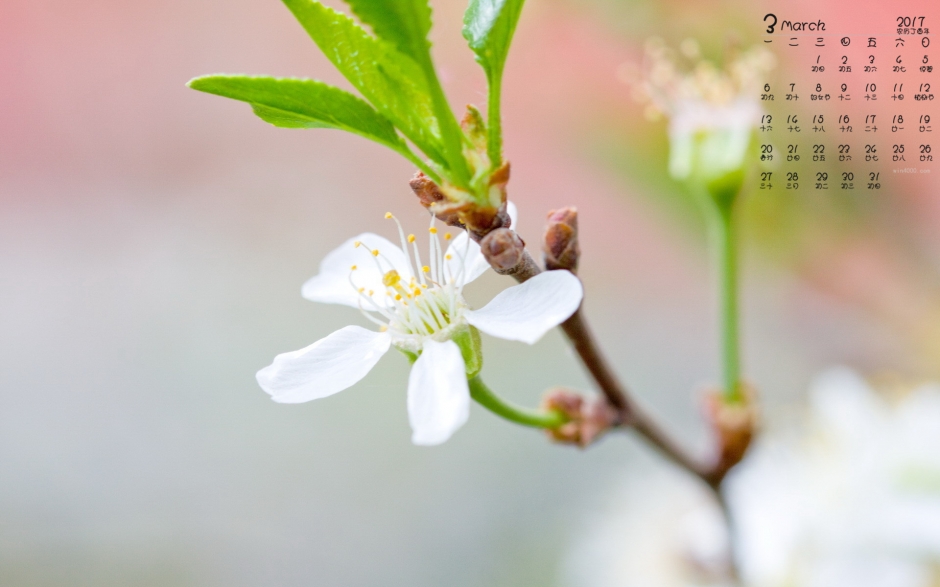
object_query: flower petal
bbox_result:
[465,270,583,344]
[443,201,519,287]
[407,339,471,446]
[443,232,488,287]
[257,325,391,403]
[302,233,411,309]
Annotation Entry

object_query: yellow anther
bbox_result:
[395,294,402,301]
[421,283,428,289]
[371,249,380,256]
[422,265,430,273]
[429,227,438,234]
[445,254,452,260]
[379,325,388,332]
[382,270,401,287]
[444,233,452,240]
[384,212,393,219]
[354,241,362,248]
[368,290,374,296]
[413,288,422,296]
[407,234,416,243]
[350,264,357,271]
[358,287,365,293]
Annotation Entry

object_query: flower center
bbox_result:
[348,213,474,349]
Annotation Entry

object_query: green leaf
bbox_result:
[339,0,474,188]
[463,0,526,164]
[463,0,525,79]
[187,75,408,151]
[342,0,432,67]
[281,0,448,167]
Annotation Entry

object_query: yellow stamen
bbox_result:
[422,265,430,273]
[444,233,452,240]
[445,254,452,260]
[429,227,438,234]
[413,288,422,296]
[358,287,365,293]
[379,325,388,332]
[354,241,362,248]
[384,212,393,219]
[395,294,402,301]
[382,270,401,287]
[368,290,374,296]
[371,249,380,256]
[407,234,416,243]
[350,265,357,270]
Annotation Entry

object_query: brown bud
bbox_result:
[543,389,618,448]
[409,172,465,228]
[409,171,444,208]
[480,228,524,271]
[460,162,512,239]
[461,207,503,240]
[703,384,759,476]
[408,170,515,238]
[542,207,580,273]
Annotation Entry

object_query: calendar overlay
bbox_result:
[758,14,935,192]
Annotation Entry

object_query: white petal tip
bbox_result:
[410,433,452,446]
[255,326,391,404]
[466,270,583,345]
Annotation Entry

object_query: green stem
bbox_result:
[486,70,503,166]
[711,205,741,403]
[417,57,472,188]
[468,375,566,429]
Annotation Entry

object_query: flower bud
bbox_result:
[409,172,465,228]
[543,388,618,447]
[480,228,525,273]
[542,207,580,273]
[408,169,512,239]
[703,383,759,473]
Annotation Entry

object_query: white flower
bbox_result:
[256,204,584,446]
[727,368,940,587]
[667,98,761,183]
[563,367,940,587]
[630,39,774,185]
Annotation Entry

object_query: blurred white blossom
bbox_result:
[627,39,774,187]
[566,367,940,587]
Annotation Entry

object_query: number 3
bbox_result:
[764,13,777,34]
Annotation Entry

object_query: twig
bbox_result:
[481,239,744,489]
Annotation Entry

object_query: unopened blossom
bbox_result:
[256,204,583,446]
[628,39,774,192]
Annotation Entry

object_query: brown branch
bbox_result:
[410,179,749,583]
[483,243,748,489]
[407,181,751,489]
